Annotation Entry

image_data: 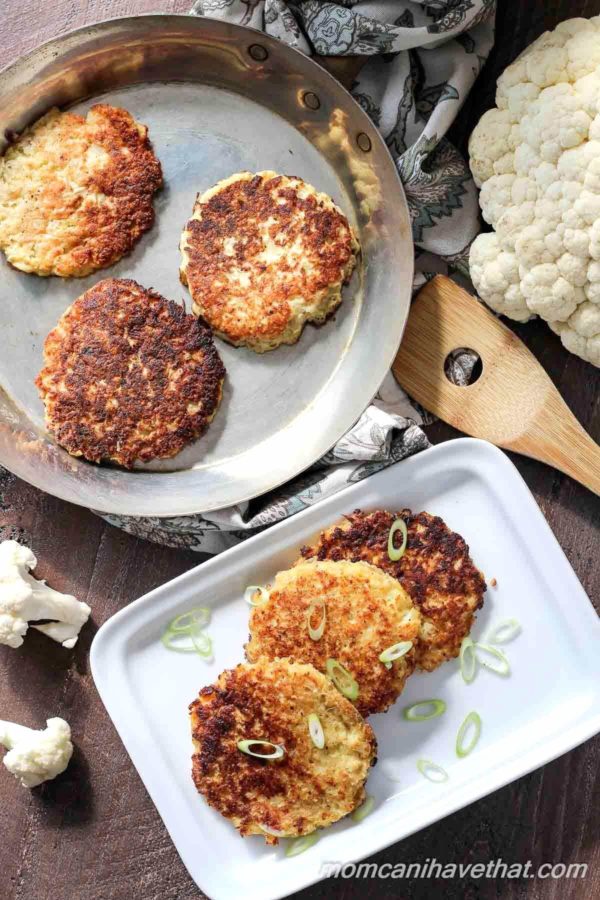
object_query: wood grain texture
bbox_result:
[0,3,599,900]
[394,276,600,495]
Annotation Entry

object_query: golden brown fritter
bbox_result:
[189,659,376,843]
[298,509,486,672]
[36,278,225,468]
[245,560,421,717]
[179,171,359,352]
[0,105,162,277]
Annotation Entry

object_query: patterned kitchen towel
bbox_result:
[102,0,495,553]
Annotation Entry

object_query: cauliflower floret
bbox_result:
[551,315,600,366]
[566,28,600,81]
[495,202,535,250]
[524,47,569,89]
[478,174,516,226]
[469,233,532,321]
[502,83,541,123]
[468,109,514,187]
[521,265,582,321]
[0,717,73,788]
[0,541,90,649]
[469,16,600,365]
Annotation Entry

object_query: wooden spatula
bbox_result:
[392,275,600,495]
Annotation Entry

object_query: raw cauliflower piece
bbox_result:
[0,717,73,787]
[0,540,90,649]
[468,16,600,365]
[469,233,532,321]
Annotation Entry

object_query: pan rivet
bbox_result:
[303,91,321,110]
[357,133,372,153]
[249,44,268,62]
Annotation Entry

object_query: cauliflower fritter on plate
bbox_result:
[0,104,162,277]
[298,509,486,672]
[36,278,225,468]
[245,560,420,716]
[179,171,359,352]
[189,659,376,843]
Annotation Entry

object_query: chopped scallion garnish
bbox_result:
[161,619,212,659]
[326,658,359,701]
[244,586,270,607]
[260,824,285,837]
[416,758,448,783]
[307,600,326,641]
[237,739,285,760]
[486,619,521,645]
[379,641,413,668]
[403,699,446,722]
[387,518,408,561]
[190,629,213,658]
[161,629,199,653]
[475,642,510,676]
[352,795,375,823]
[459,636,477,684]
[169,607,210,633]
[285,832,319,857]
[307,713,325,749]
[456,711,482,758]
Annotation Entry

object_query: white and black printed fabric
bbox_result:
[101,0,496,552]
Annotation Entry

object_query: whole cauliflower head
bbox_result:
[468,16,600,365]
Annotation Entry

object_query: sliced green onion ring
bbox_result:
[475,642,511,676]
[460,636,477,684]
[237,740,285,760]
[417,758,448,783]
[161,628,200,654]
[285,832,320,857]
[161,631,195,653]
[486,618,521,645]
[190,629,213,658]
[260,824,285,838]
[403,699,446,722]
[307,600,326,641]
[326,658,359,701]
[379,641,413,667]
[307,713,325,749]
[352,795,375,823]
[244,586,270,607]
[387,518,408,561]
[400,609,418,627]
[456,711,482,758]
[168,607,211,633]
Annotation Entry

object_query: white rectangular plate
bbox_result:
[90,439,600,900]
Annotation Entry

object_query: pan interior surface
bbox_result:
[0,15,413,516]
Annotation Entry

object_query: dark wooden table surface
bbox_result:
[1,2,599,899]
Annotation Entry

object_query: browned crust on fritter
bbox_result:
[66,105,163,274]
[35,277,225,468]
[299,510,486,672]
[245,561,421,717]
[0,104,163,277]
[189,661,376,842]
[180,172,357,346]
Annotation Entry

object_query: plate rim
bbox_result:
[90,438,600,900]
[0,12,414,517]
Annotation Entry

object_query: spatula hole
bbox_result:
[444,348,482,386]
